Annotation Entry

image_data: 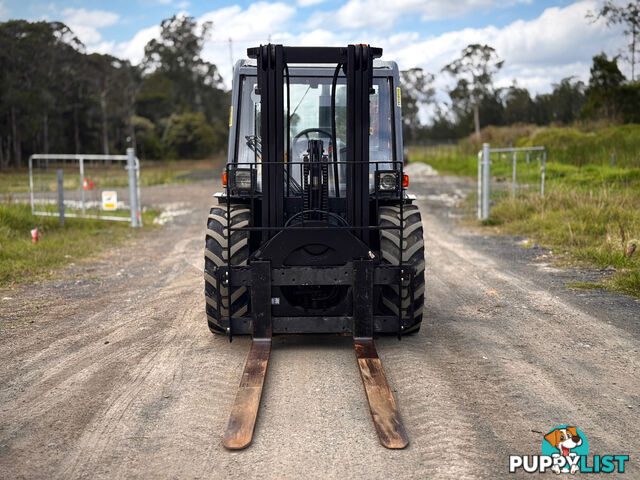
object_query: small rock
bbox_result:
[532,243,539,249]
[104,341,109,345]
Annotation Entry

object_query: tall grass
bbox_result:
[450,123,640,168]
[489,186,640,297]
[409,123,640,298]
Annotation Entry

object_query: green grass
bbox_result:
[0,159,219,194]
[0,201,158,287]
[484,183,640,297]
[409,125,640,298]
[566,281,605,290]
[446,122,640,168]
[517,124,640,168]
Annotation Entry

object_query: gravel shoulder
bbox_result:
[1,174,638,479]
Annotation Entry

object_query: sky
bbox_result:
[0,0,630,100]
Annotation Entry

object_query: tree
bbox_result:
[584,53,626,119]
[549,77,586,124]
[503,82,533,124]
[589,1,640,81]
[400,68,435,142]
[442,44,504,139]
[0,20,82,166]
[143,15,223,114]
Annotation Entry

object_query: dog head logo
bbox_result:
[542,425,589,474]
[545,426,583,457]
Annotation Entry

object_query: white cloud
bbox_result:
[325,0,531,30]
[297,0,325,6]
[199,2,297,84]
[380,0,620,95]
[108,0,628,102]
[62,8,119,45]
[0,1,8,20]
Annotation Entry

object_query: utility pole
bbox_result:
[228,38,234,76]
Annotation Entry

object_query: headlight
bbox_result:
[229,168,255,193]
[376,170,399,192]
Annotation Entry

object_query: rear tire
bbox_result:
[204,204,251,335]
[378,204,425,334]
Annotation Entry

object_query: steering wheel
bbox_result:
[292,128,333,158]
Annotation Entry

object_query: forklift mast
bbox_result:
[247,44,381,242]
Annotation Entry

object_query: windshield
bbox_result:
[235,74,394,194]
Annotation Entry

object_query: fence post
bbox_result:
[512,151,517,197]
[477,150,483,219]
[127,148,141,227]
[79,157,86,216]
[481,143,491,220]
[57,169,65,226]
[541,149,546,197]
[29,155,35,215]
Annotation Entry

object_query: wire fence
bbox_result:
[477,144,546,220]
[29,150,142,227]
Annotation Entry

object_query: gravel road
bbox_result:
[1,173,639,479]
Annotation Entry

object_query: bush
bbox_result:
[164,112,220,159]
[133,115,162,160]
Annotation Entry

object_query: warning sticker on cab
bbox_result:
[396,87,401,107]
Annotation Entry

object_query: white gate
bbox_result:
[29,148,142,227]
[477,143,546,220]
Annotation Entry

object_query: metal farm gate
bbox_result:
[29,148,142,227]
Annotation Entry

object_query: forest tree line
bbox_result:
[401,48,640,143]
[0,15,229,169]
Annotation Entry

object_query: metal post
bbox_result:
[29,156,35,215]
[79,157,86,215]
[481,143,491,220]
[541,149,547,197]
[512,151,517,197]
[57,169,64,226]
[127,147,141,227]
[135,156,143,227]
[477,150,483,219]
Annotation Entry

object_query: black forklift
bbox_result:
[204,45,425,450]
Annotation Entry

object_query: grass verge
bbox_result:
[410,146,640,298]
[0,201,158,287]
[0,158,221,194]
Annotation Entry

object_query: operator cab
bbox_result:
[228,60,404,197]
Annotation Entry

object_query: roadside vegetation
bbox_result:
[0,159,220,195]
[0,201,158,287]
[410,123,640,298]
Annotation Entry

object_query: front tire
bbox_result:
[204,205,250,334]
[378,204,425,334]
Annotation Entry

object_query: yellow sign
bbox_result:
[396,87,401,107]
[228,106,233,127]
[102,191,117,211]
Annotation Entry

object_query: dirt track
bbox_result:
[1,174,639,479]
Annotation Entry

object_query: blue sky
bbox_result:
[0,0,629,102]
